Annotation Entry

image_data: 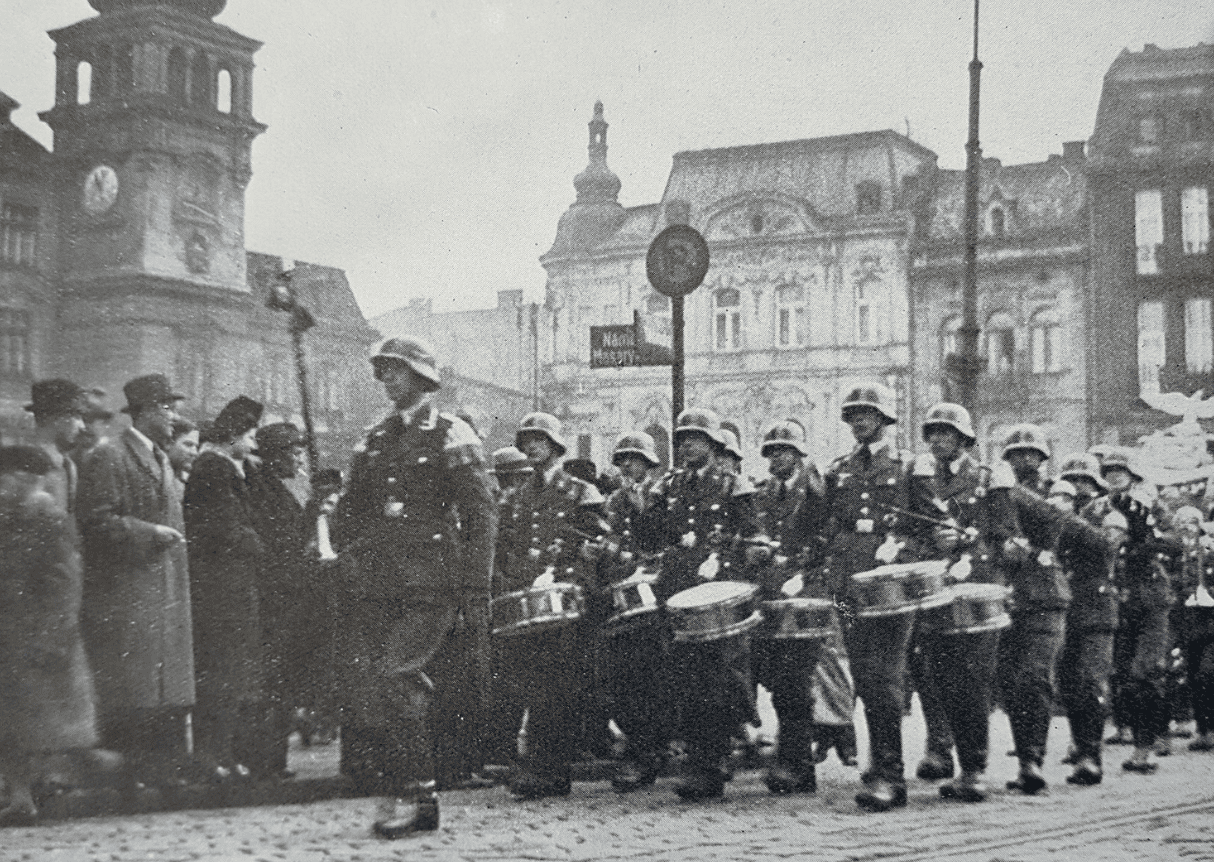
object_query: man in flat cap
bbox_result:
[26,379,86,516]
[332,337,496,839]
[77,374,194,788]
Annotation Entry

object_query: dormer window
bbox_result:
[856,181,882,216]
[1138,115,1161,143]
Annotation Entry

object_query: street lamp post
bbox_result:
[270,268,320,480]
[953,0,985,414]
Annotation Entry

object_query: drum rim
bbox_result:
[493,582,585,602]
[929,613,1012,636]
[671,610,763,642]
[491,609,583,637]
[761,597,836,610]
[666,580,758,609]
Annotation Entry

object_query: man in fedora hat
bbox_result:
[77,374,195,788]
[26,379,86,515]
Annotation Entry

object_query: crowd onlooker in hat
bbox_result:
[166,418,199,488]
[26,379,86,516]
[246,422,311,780]
[183,395,266,782]
[74,387,114,464]
[0,446,98,826]
[76,374,194,789]
[489,446,532,504]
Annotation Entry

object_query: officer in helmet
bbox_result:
[717,427,745,477]
[331,337,496,839]
[493,412,610,801]
[636,407,769,801]
[1058,453,1108,510]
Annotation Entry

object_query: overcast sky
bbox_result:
[3,1,1212,319]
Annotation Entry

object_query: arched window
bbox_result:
[190,52,211,107]
[167,47,188,102]
[939,315,962,365]
[1030,307,1062,374]
[116,44,136,92]
[216,68,231,113]
[76,61,92,105]
[644,423,670,471]
[775,282,806,348]
[984,311,1016,376]
[714,288,742,351]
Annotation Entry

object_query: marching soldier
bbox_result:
[638,408,768,801]
[493,412,609,800]
[601,431,670,792]
[750,420,827,794]
[908,404,1019,802]
[789,383,926,812]
[1172,506,1214,753]
[1058,452,1108,511]
[331,337,496,839]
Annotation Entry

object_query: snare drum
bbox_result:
[491,582,584,637]
[920,582,1011,636]
[604,569,661,635]
[851,560,950,617]
[665,581,761,643]
[758,597,839,640]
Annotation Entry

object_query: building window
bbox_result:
[167,47,188,102]
[1,204,37,267]
[940,315,961,365]
[1138,300,1165,393]
[775,282,806,347]
[988,206,1006,239]
[0,308,30,379]
[714,288,741,351]
[190,51,211,107]
[318,367,342,413]
[1139,115,1160,143]
[1185,297,1213,374]
[216,68,232,113]
[985,312,1015,376]
[1030,308,1063,374]
[1181,110,1207,141]
[855,276,887,346]
[1135,189,1163,275]
[856,181,882,216]
[643,292,671,347]
[1182,186,1209,255]
[76,61,92,104]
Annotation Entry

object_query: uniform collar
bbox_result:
[542,461,563,486]
[398,395,436,430]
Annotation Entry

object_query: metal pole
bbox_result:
[672,295,685,419]
[291,316,320,481]
[955,0,983,414]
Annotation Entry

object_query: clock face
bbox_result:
[83,165,119,214]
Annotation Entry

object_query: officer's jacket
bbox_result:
[600,478,654,585]
[1061,495,1119,630]
[332,404,496,601]
[908,452,1017,586]
[752,464,826,598]
[1006,480,1075,612]
[1086,491,1177,613]
[638,463,763,600]
[494,467,608,597]
[794,438,926,600]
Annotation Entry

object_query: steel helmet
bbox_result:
[761,419,809,457]
[921,402,976,444]
[371,336,441,391]
[612,431,661,468]
[841,382,897,424]
[491,446,533,475]
[719,427,744,461]
[515,412,567,455]
[674,407,725,447]
[1000,423,1051,461]
[1099,447,1142,481]
[1057,452,1108,491]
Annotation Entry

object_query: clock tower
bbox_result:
[38,0,266,387]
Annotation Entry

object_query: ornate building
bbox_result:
[539,103,938,474]
[0,0,379,467]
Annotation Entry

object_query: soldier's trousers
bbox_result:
[920,628,999,774]
[752,638,821,767]
[844,612,915,784]
[1000,609,1066,767]
[1058,626,1115,765]
[606,618,673,763]
[1114,601,1170,749]
[910,620,954,758]
[671,635,756,770]
[1183,608,1214,736]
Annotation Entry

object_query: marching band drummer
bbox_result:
[907,404,1020,803]
[493,412,610,801]
[637,407,769,801]
[787,382,928,813]
[751,420,828,795]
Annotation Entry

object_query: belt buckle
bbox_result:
[855,519,874,534]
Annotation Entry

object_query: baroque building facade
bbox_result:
[539,103,938,475]
[0,0,379,468]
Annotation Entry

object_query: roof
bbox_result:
[0,92,51,173]
[1104,43,1214,83]
[245,252,370,335]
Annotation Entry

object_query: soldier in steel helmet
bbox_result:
[636,407,769,801]
[330,337,496,839]
[493,412,610,801]
[786,382,929,812]
[906,403,1020,803]
[600,431,671,792]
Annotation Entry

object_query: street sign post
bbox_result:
[646,224,710,419]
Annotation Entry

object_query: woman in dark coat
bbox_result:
[183,396,265,780]
[0,446,97,825]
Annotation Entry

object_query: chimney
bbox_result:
[1062,141,1086,161]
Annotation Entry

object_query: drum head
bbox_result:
[853,560,948,581]
[951,582,1010,602]
[667,580,756,609]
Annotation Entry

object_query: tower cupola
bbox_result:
[573,101,622,204]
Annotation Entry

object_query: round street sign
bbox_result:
[646,224,710,298]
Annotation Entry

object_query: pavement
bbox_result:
[3,705,1214,862]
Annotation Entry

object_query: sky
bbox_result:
[2,1,1213,320]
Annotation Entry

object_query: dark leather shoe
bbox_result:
[915,751,955,781]
[373,798,439,839]
[1121,759,1158,774]
[0,806,38,828]
[510,772,571,800]
[764,763,816,795]
[1189,733,1214,752]
[674,768,725,801]
[855,777,907,812]
[612,758,660,793]
[1006,762,1046,794]
[939,771,987,802]
[1066,758,1103,786]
